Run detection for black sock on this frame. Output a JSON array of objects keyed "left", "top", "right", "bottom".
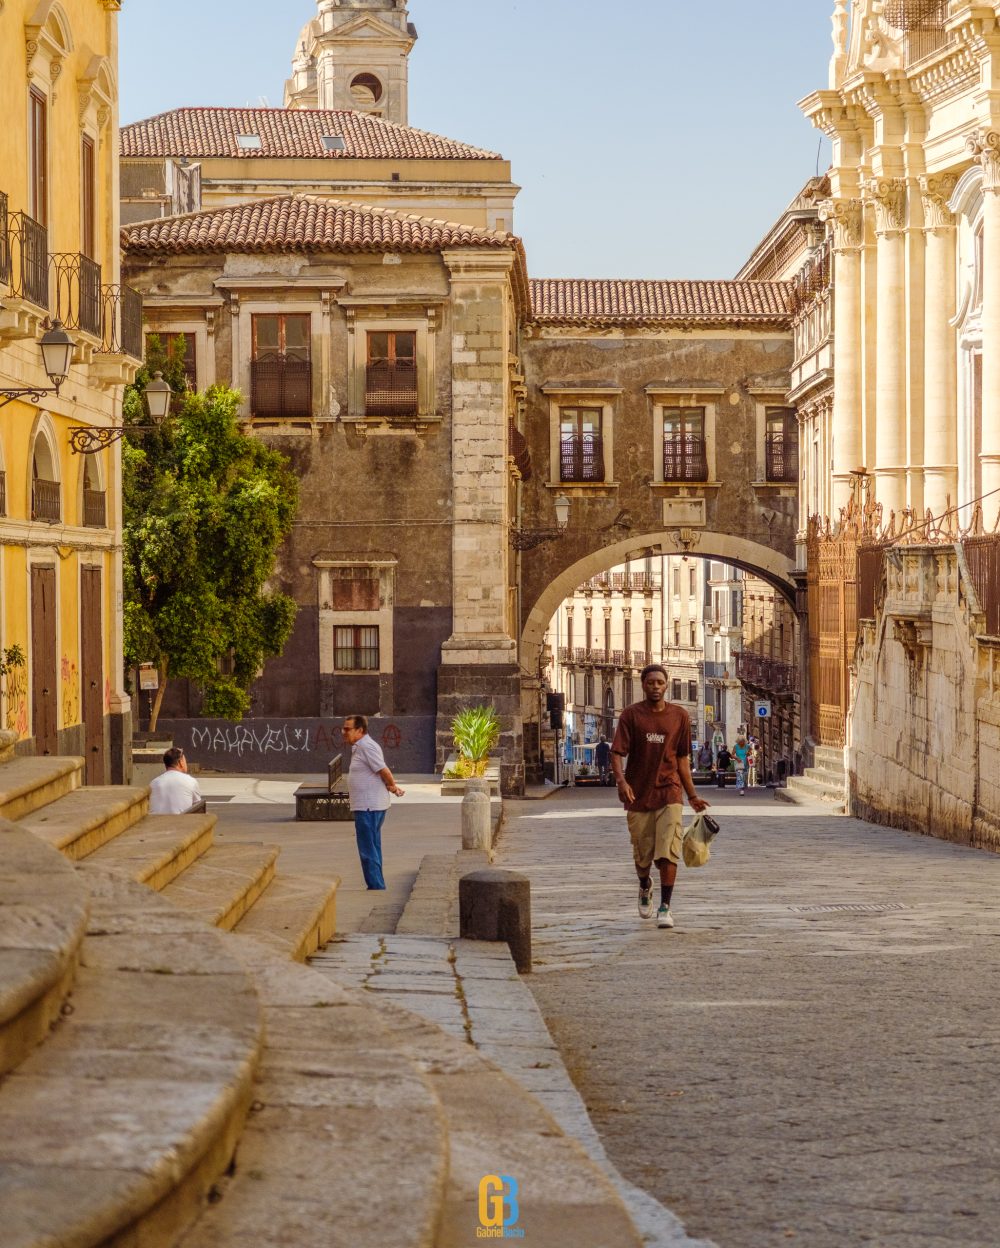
[
  {"left": 661, "top": 883, "right": 674, "bottom": 908},
  {"left": 639, "top": 876, "right": 652, "bottom": 891}
]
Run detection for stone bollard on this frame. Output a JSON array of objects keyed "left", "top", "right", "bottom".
[
  {"left": 461, "top": 778, "right": 492, "bottom": 852},
  {"left": 459, "top": 868, "right": 531, "bottom": 972}
]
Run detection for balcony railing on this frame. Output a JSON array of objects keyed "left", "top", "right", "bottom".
[
  {"left": 365, "top": 359, "right": 418, "bottom": 418},
  {"left": 0, "top": 470, "right": 6, "bottom": 517},
  {"left": 733, "top": 651, "right": 798, "bottom": 694},
  {"left": 251, "top": 354, "right": 312, "bottom": 420},
  {"left": 51, "top": 252, "right": 102, "bottom": 338},
  {"left": 663, "top": 435, "right": 708, "bottom": 482},
  {"left": 99, "top": 284, "right": 144, "bottom": 360},
  {"left": 0, "top": 192, "right": 9, "bottom": 287},
  {"left": 7, "top": 211, "right": 48, "bottom": 310},
  {"left": 765, "top": 433, "right": 798, "bottom": 483},
  {"left": 584, "top": 571, "right": 658, "bottom": 592},
  {"left": 560, "top": 433, "right": 604, "bottom": 483},
  {"left": 83, "top": 489, "right": 106, "bottom": 528},
  {"left": 31, "top": 478, "right": 60, "bottom": 523}
]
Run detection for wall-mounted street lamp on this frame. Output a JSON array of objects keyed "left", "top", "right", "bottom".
[
  {"left": 510, "top": 492, "right": 572, "bottom": 551},
  {"left": 69, "top": 371, "right": 173, "bottom": 455},
  {"left": 0, "top": 321, "right": 75, "bottom": 409}
]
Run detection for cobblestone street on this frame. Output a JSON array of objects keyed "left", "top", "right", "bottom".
[{"left": 497, "top": 785, "right": 1000, "bottom": 1248}]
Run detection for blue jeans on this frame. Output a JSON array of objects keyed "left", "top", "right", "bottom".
[{"left": 353, "top": 809, "right": 387, "bottom": 889}]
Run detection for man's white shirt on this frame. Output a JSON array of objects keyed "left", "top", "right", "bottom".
[{"left": 149, "top": 768, "right": 203, "bottom": 815}]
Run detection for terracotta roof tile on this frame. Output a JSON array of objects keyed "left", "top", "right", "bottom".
[
  {"left": 122, "top": 194, "right": 518, "bottom": 256},
  {"left": 121, "top": 107, "right": 501, "bottom": 162},
  {"left": 530, "top": 278, "right": 794, "bottom": 327}
]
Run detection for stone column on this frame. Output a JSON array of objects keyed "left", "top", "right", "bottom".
[
  {"left": 821, "top": 197, "right": 864, "bottom": 514},
  {"left": 438, "top": 249, "right": 523, "bottom": 793},
  {"left": 869, "top": 178, "right": 908, "bottom": 518},
  {"left": 919, "top": 174, "right": 958, "bottom": 517},
  {"left": 968, "top": 131, "right": 1000, "bottom": 510}
]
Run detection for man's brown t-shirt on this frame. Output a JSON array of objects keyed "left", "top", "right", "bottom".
[{"left": 612, "top": 701, "right": 692, "bottom": 811}]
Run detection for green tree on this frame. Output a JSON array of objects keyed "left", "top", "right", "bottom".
[{"left": 124, "top": 336, "right": 298, "bottom": 731}]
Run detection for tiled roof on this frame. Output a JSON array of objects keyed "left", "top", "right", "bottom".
[
  {"left": 121, "top": 107, "right": 501, "bottom": 162},
  {"left": 122, "top": 194, "right": 518, "bottom": 256},
  {"left": 529, "top": 279, "right": 794, "bottom": 327}
]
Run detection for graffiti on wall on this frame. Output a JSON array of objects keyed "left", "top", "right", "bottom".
[{"left": 188, "top": 720, "right": 407, "bottom": 758}]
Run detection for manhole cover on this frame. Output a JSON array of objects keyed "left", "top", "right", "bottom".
[{"left": 789, "top": 903, "right": 908, "bottom": 914}]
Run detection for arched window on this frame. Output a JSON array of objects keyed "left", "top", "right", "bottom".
[
  {"left": 31, "top": 431, "right": 60, "bottom": 523},
  {"left": 82, "top": 456, "right": 106, "bottom": 527},
  {"left": 350, "top": 73, "right": 384, "bottom": 108}
]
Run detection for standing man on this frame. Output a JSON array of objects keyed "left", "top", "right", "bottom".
[
  {"left": 149, "top": 747, "right": 203, "bottom": 815},
  {"left": 341, "top": 715, "right": 405, "bottom": 891},
  {"left": 612, "top": 665, "right": 710, "bottom": 930},
  {"left": 595, "top": 736, "right": 612, "bottom": 785}
]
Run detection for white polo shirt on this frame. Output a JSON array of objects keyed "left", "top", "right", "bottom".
[
  {"left": 348, "top": 734, "right": 391, "bottom": 812},
  {"left": 149, "top": 768, "right": 203, "bottom": 815}
]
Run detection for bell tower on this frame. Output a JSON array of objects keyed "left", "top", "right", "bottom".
[{"left": 285, "top": 0, "right": 418, "bottom": 126}]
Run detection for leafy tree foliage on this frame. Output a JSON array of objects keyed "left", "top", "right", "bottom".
[{"left": 124, "top": 337, "right": 298, "bottom": 729}]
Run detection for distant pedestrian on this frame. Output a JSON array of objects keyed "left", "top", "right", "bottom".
[
  {"left": 596, "top": 737, "right": 612, "bottom": 785},
  {"left": 746, "top": 744, "right": 758, "bottom": 788},
  {"left": 711, "top": 724, "right": 726, "bottom": 764},
  {"left": 716, "top": 745, "right": 732, "bottom": 788},
  {"left": 611, "top": 665, "right": 710, "bottom": 930},
  {"left": 149, "top": 747, "right": 204, "bottom": 815},
  {"left": 733, "top": 736, "right": 749, "bottom": 794},
  {"left": 341, "top": 715, "right": 405, "bottom": 891},
  {"left": 697, "top": 742, "right": 713, "bottom": 772}
]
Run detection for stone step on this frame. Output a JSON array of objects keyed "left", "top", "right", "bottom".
[
  {"left": 19, "top": 786, "right": 149, "bottom": 860},
  {"left": 804, "top": 763, "right": 847, "bottom": 787},
  {"left": 813, "top": 744, "right": 846, "bottom": 769},
  {"left": 160, "top": 843, "right": 279, "bottom": 931},
  {"left": 0, "top": 866, "right": 262, "bottom": 1248},
  {"left": 784, "top": 773, "right": 847, "bottom": 805},
  {"left": 0, "top": 821, "right": 89, "bottom": 1078},
  {"left": 84, "top": 812, "right": 217, "bottom": 890},
  {"left": 175, "top": 941, "right": 447, "bottom": 1248},
  {"left": 376, "top": 1000, "right": 645, "bottom": 1248},
  {"left": 0, "top": 756, "right": 83, "bottom": 823},
  {"left": 232, "top": 871, "right": 339, "bottom": 961}
]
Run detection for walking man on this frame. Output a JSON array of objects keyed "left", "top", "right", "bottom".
[
  {"left": 341, "top": 715, "right": 405, "bottom": 891},
  {"left": 596, "top": 736, "right": 612, "bottom": 785},
  {"left": 612, "top": 665, "right": 710, "bottom": 929},
  {"left": 149, "top": 747, "right": 203, "bottom": 815}
]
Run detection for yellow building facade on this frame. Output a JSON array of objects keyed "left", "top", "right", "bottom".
[{"left": 0, "top": 0, "right": 139, "bottom": 781}]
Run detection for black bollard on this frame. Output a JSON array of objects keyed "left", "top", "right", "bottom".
[{"left": 459, "top": 868, "right": 532, "bottom": 973}]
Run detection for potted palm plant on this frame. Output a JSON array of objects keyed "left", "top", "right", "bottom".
[{"left": 441, "top": 705, "right": 502, "bottom": 795}]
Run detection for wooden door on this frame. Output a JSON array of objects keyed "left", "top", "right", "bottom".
[
  {"left": 81, "top": 566, "right": 105, "bottom": 784},
  {"left": 30, "top": 566, "right": 58, "bottom": 757}
]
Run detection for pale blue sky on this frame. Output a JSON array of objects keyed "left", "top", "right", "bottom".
[{"left": 120, "top": 0, "right": 833, "bottom": 280}]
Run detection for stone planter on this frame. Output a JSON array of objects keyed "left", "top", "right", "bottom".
[{"left": 439, "top": 753, "right": 501, "bottom": 797}]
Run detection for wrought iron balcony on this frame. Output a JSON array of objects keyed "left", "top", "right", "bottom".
[
  {"left": 508, "top": 420, "right": 532, "bottom": 480},
  {"left": 560, "top": 433, "right": 604, "bottom": 483},
  {"left": 99, "top": 284, "right": 144, "bottom": 360},
  {"left": 31, "top": 478, "right": 60, "bottom": 523},
  {"left": 765, "top": 432, "right": 799, "bottom": 483},
  {"left": 252, "top": 354, "right": 312, "bottom": 420},
  {"left": 83, "top": 488, "right": 106, "bottom": 528},
  {"left": 6, "top": 210, "right": 49, "bottom": 310},
  {"left": 51, "top": 253, "right": 102, "bottom": 338},
  {"left": 663, "top": 435, "right": 708, "bottom": 482},
  {"left": 734, "top": 651, "right": 798, "bottom": 694},
  {"left": 365, "top": 359, "right": 418, "bottom": 418}
]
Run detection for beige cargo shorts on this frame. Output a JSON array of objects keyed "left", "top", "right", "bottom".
[{"left": 626, "top": 804, "right": 684, "bottom": 870}]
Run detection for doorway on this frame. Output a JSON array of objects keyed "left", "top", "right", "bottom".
[
  {"left": 81, "top": 566, "right": 105, "bottom": 784},
  {"left": 30, "top": 565, "right": 58, "bottom": 757}
]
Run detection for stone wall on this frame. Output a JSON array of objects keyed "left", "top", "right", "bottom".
[{"left": 850, "top": 544, "right": 1000, "bottom": 850}]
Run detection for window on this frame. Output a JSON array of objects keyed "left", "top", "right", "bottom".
[
  {"left": 237, "top": 134, "right": 262, "bottom": 150},
  {"left": 688, "top": 680, "right": 698, "bottom": 702},
  {"left": 334, "top": 626, "right": 380, "bottom": 672},
  {"left": 673, "top": 621, "right": 680, "bottom": 646},
  {"left": 672, "top": 567, "right": 680, "bottom": 596},
  {"left": 766, "top": 407, "right": 798, "bottom": 482},
  {"left": 566, "top": 612, "right": 574, "bottom": 652},
  {"left": 623, "top": 677, "right": 634, "bottom": 706},
  {"left": 366, "top": 330, "right": 417, "bottom": 417},
  {"left": 663, "top": 407, "right": 707, "bottom": 481},
  {"left": 689, "top": 566, "right": 697, "bottom": 597},
  {"left": 584, "top": 672, "right": 595, "bottom": 706},
  {"left": 351, "top": 73, "right": 384, "bottom": 107},
  {"left": 584, "top": 614, "right": 592, "bottom": 651},
  {"left": 81, "top": 136, "right": 96, "bottom": 259},
  {"left": 321, "top": 134, "right": 346, "bottom": 152},
  {"left": 559, "top": 407, "right": 605, "bottom": 483},
  {"left": 29, "top": 89, "right": 48, "bottom": 226},
  {"left": 690, "top": 623, "right": 697, "bottom": 647},
  {"left": 251, "top": 314, "right": 311, "bottom": 419},
  {"left": 148, "top": 332, "right": 198, "bottom": 391},
  {"left": 623, "top": 616, "right": 631, "bottom": 655},
  {"left": 672, "top": 678, "right": 682, "bottom": 700}
]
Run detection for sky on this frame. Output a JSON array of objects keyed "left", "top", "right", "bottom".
[{"left": 119, "top": 0, "right": 833, "bottom": 281}]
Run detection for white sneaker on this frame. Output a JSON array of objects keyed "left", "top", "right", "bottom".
[
  {"left": 657, "top": 905, "right": 675, "bottom": 929},
  {"left": 638, "top": 880, "right": 654, "bottom": 919}
]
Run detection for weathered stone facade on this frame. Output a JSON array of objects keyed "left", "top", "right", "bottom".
[{"left": 852, "top": 543, "right": 1000, "bottom": 849}]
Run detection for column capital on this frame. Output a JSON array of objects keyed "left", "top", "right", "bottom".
[
  {"left": 865, "top": 177, "right": 907, "bottom": 236},
  {"left": 967, "top": 129, "right": 1000, "bottom": 192},
  {"left": 918, "top": 174, "right": 958, "bottom": 231},
  {"left": 819, "top": 196, "right": 863, "bottom": 251}
]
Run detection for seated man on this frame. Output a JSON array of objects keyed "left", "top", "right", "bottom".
[{"left": 149, "top": 747, "right": 203, "bottom": 815}]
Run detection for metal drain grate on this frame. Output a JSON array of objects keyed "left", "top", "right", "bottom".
[{"left": 789, "top": 903, "right": 908, "bottom": 914}]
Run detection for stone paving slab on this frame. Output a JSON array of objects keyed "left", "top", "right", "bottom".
[{"left": 495, "top": 783, "right": 1000, "bottom": 1248}]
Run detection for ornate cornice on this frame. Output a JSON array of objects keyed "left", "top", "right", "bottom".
[
  {"left": 819, "top": 197, "right": 863, "bottom": 251},
  {"left": 967, "top": 130, "right": 1000, "bottom": 193},
  {"left": 866, "top": 177, "right": 907, "bottom": 235},
  {"left": 918, "top": 173, "right": 958, "bottom": 229}
]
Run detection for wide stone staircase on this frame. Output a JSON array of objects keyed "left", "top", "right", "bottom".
[
  {"left": 779, "top": 743, "right": 847, "bottom": 809},
  {"left": 0, "top": 753, "right": 645, "bottom": 1247}
]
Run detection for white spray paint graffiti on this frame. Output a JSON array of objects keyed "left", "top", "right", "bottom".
[{"left": 190, "top": 723, "right": 311, "bottom": 758}]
